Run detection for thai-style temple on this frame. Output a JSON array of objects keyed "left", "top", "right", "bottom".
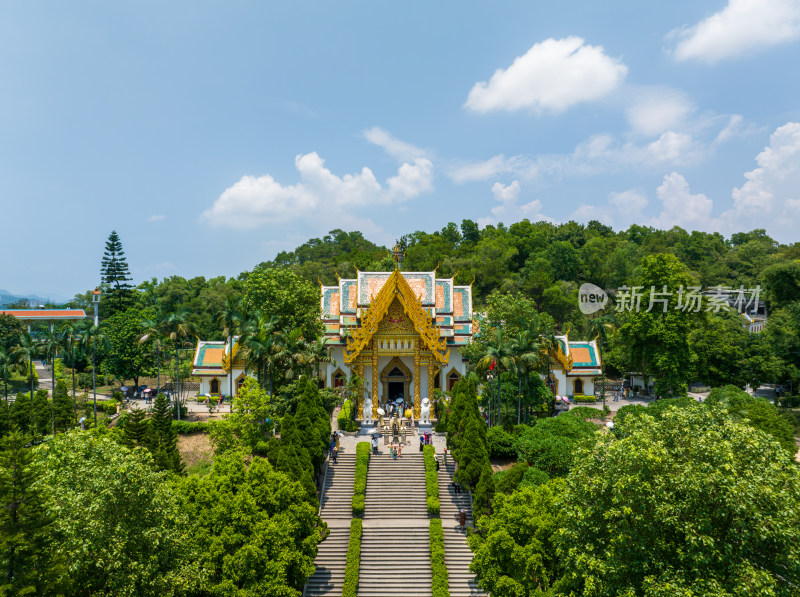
[
  {"left": 547, "top": 333, "right": 602, "bottom": 397},
  {"left": 320, "top": 267, "right": 473, "bottom": 418},
  {"left": 191, "top": 263, "right": 602, "bottom": 405}
]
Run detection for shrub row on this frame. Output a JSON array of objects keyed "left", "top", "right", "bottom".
[
  {"left": 573, "top": 394, "right": 597, "bottom": 403},
  {"left": 429, "top": 519, "right": 450, "bottom": 597},
  {"left": 342, "top": 518, "right": 363, "bottom": 597},
  {"left": 352, "top": 441, "right": 370, "bottom": 517},
  {"left": 423, "top": 444, "right": 440, "bottom": 515},
  {"left": 337, "top": 399, "right": 358, "bottom": 432},
  {"left": 173, "top": 420, "right": 214, "bottom": 434}
]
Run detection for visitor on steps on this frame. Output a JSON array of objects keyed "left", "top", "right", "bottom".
[
  {"left": 332, "top": 448, "right": 338, "bottom": 464},
  {"left": 391, "top": 446, "right": 397, "bottom": 460},
  {"left": 459, "top": 509, "right": 467, "bottom": 531},
  {"left": 435, "top": 458, "right": 440, "bottom": 472},
  {"left": 372, "top": 435, "right": 379, "bottom": 455},
  {"left": 397, "top": 442, "right": 403, "bottom": 457},
  {"left": 419, "top": 435, "right": 424, "bottom": 452}
]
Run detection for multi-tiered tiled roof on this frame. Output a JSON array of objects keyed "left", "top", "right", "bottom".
[{"left": 320, "top": 270, "right": 473, "bottom": 347}]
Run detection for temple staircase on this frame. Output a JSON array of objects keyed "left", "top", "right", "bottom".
[
  {"left": 304, "top": 454, "right": 356, "bottom": 596},
  {"left": 438, "top": 455, "right": 485, "bottom": 597},
  {"left": 364, "top": 451, "right": 428, "bottom": 519},
  {"left": 319, "top": 453, "right": 356, "bottom": 519}
]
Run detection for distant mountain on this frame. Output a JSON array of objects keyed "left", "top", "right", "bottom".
[{"left": 0, "top": 288, "right": 70, "bottom": 307}]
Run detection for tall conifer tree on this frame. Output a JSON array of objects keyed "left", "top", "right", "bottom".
[{"left": 100, "top": 230, "right": 133, "bottom": 314}]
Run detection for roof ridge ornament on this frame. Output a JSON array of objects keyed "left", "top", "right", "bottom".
[{"left": 391, "top": 241, "right": 405, "bottom": 270}]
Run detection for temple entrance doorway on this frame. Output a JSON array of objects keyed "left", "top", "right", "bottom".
[
  {"left": 380, "top": 357, "right": 413, "bottom": 413},
  {"left": 388, "top": 379, "right": 404, "bottom": 402}
]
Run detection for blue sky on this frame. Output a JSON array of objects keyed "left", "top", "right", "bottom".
[{"left": 2, "top": 0, "right": 800, "bottom": 299}]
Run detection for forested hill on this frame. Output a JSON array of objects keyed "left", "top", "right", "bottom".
[{"left": 255, "top": 220, "right": 797, "bottom": 310}]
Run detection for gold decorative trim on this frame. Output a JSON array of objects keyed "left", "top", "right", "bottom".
[{"left": 344, "top": 270, "right": 449, "bottom": 365}]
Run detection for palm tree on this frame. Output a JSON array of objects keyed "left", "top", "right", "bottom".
[
  {"left": 587, "top": 315, "right": 616, "bottom": 408},
  {"left": 305, "top": 335, "right": 334, "bottom": 386},
  {"left": 276, "top": 326, "right": 309, "bottom": 381},
  {"left": 39, "top": 326, "right": 61, "bottom": 432},
  {"left": 240, "top": 311, "right": 281, "bottom": 395},
  {"left": 59, "top": 322, "right": 80, "bottom": 416},
  {"left": 0, "top": 347, "right": 15, "bottom": 403},
  {"left": 139, "top": 312, "right": 168, "bottom": 393},
  {"left": 12, "top": 332, "right": 38, "bottom": 426},
  {"left": 80, "top": 321, "right": 110, "bottom": 428},
  {"left": 477, "top": 328, "right": 514, "bottom": 426},
  {"left": 160, "top": 310, "right": 197, "bottom": 421},
  {"left": 217, "top": 296, "right": 242, "bottom": 400}
]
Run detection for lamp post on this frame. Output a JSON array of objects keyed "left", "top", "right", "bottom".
[
  {"left": 487, "top": 373, "right": 494, "bottom": 426},
  {"left": 91, "top": 288, "right": 101, "bottom": 428},
  {"left": 91, "top": 287, "right": 101, "bottom": 326}
]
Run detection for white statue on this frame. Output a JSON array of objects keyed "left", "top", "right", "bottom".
[
  {"left": 363, "top": 395, "right": 373, "bottom": 423},
  {"left": 420, "top": 397, "right": 431, "bottom": 425}
]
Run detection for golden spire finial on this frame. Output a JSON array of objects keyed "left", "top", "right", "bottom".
[{"left": 391, "top": 241, "right": 405, "bottom": 269}]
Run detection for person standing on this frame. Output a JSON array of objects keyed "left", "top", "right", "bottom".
[
  {"left": 372, "top": 435, "right": 379, "bottom": 455},
  {"left": 332, "top": 448, "right": 338, "bottom": 464},
  {"left": 459, "top": 509, "right": 467, "bottom": 531},
  {"left": 397, "top": 442, "right": 403, "bottom": 458},
  {"left": 419, "top": 434, "right": 424, "bottom": 452}
]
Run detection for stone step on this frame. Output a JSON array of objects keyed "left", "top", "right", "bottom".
[
  {"left": 442, "top": 527, "right": 486, "bottom": 597},
  {"left": 358, "top": 527, "right": 432, "bottom": 597},
  {"left": 304, "top": 528, "right": 352, "bottom": 596}
]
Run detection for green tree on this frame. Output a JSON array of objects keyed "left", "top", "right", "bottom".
[
  {"left": 614, "top": 253, "right": 698, "bottom": 396},
  {"left": 0, "top": 315, "right": 24, "bottom": 353},
  {"left": 211, "top": 377, "right": 276, "bottom": 455},
  {"left": 11, "top": 332, "right": 38, "bottom": 411},
  {"left": 472, "top": 465, "right": 495, "bottom": 521},
  {"left": 100, "top": 230, "right": 134, "bottom": 315},
  {"left": 0, "top": 348, "right": 14, "bottom": 403},
  {"left": 179, "top": 450, "right": 324, "bottom": 596},
  {"left": 147, "top": 393, "right": 183, "bottom": 474},
  {"left": 557, "top": 406, "right": 800, "bottom": 596},
  {"left": 469, "top": 479, "right": 565, "bottom": 597},
  {"left": 514, "top": 415, "right": 596, "bottom": 477},
  {"left": 104, "top": 307, "right": 156, "bottom": 391},
  {"left": 0, "top": 431, "right": 65, "bottom": 595},
  {"left": 33, "top": 431, "right": 202, "bottom": 595},
  {"left": 122, "top": 407, "right": 150, "bottom": 448},
  {"left": 52, "top": 379, "right": 75, "bottom": 432},
  {"left": 454, "top": 412, "right": 491, "bottom": 490},
  {"left": 242, "top": 266, "right": 323, "bottom": 342},
  {"left": 216, "top": 295, "right": 242, "bottom": 399}
]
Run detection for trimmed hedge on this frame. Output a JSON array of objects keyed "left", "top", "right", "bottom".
[
  {"left": 337, "top": 399, "right": 359, "bottom": 432},
  {"left": 352, "top": 441, "right": 370, "bottom": 517},
  {"left": 173, "top": 420, "right": 214, "bottom": 434},
  {"left": 424, "top": 444, "right": 440, "bottom": 516},
  {"left": 429, "top": 519, "right": 450, "bottom": 597},
  {"left": 573, "top": 394, "right": 597, "bottom": 403},
  {"left": 342, "top": 518, "right": 363, "bottom": 597}
]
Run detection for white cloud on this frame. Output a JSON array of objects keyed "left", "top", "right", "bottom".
[
  {"left": 363, "top": 127, "right": 430, "bottom": 161},
  {"left": 651, "top": 172, "right": 718, "bottom": 230},
  {"left": 203, "top": 149, "right": 434, "bottom": 229},
  {"left": 671, "top": 0, "right": 800, "bottom": 63},
  {"left": 609, "top": 189, "right": 648, "bottom": 215},
  {"left": 464, "top": 37, "right": 627, "bottom": 113},
  {"left": 627, "top": 88, "right": 693, "bottom": 136},
  {"left": 449, "top": 155, "right": 535, "bottom": 183},
  {"left": 478, "top": 180, "right": 554, "bottom": 226},
  {"left": 491, "top": 180, "right": 521, "bottom": 202},
  {"left": 570, "top": 204, "right": 613, "bottom": 225},
  {"left": 148, "top": 214, "right": 166, "bottom": 222},
  {"left": 724, "top": 122, "right": 800, "bottom": 225}
]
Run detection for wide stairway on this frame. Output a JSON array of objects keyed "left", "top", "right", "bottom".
[
  {"left": 364, "top": 452, "right": 428, "bottom": 518},
  {"left": 305, "top": 454, "right": 357, "bottom": 596},
  {"left": 319, "top": 453, "right": 356, "bottom": 519},
  {"left": 304, "top": 527, "right": 350, "bottom": 596},
  {"left": 358, "top": 526, "right": 432, "bottom": 597},
  {"left": 438, "top": 455, "right": 485, "bottom": 597}
]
